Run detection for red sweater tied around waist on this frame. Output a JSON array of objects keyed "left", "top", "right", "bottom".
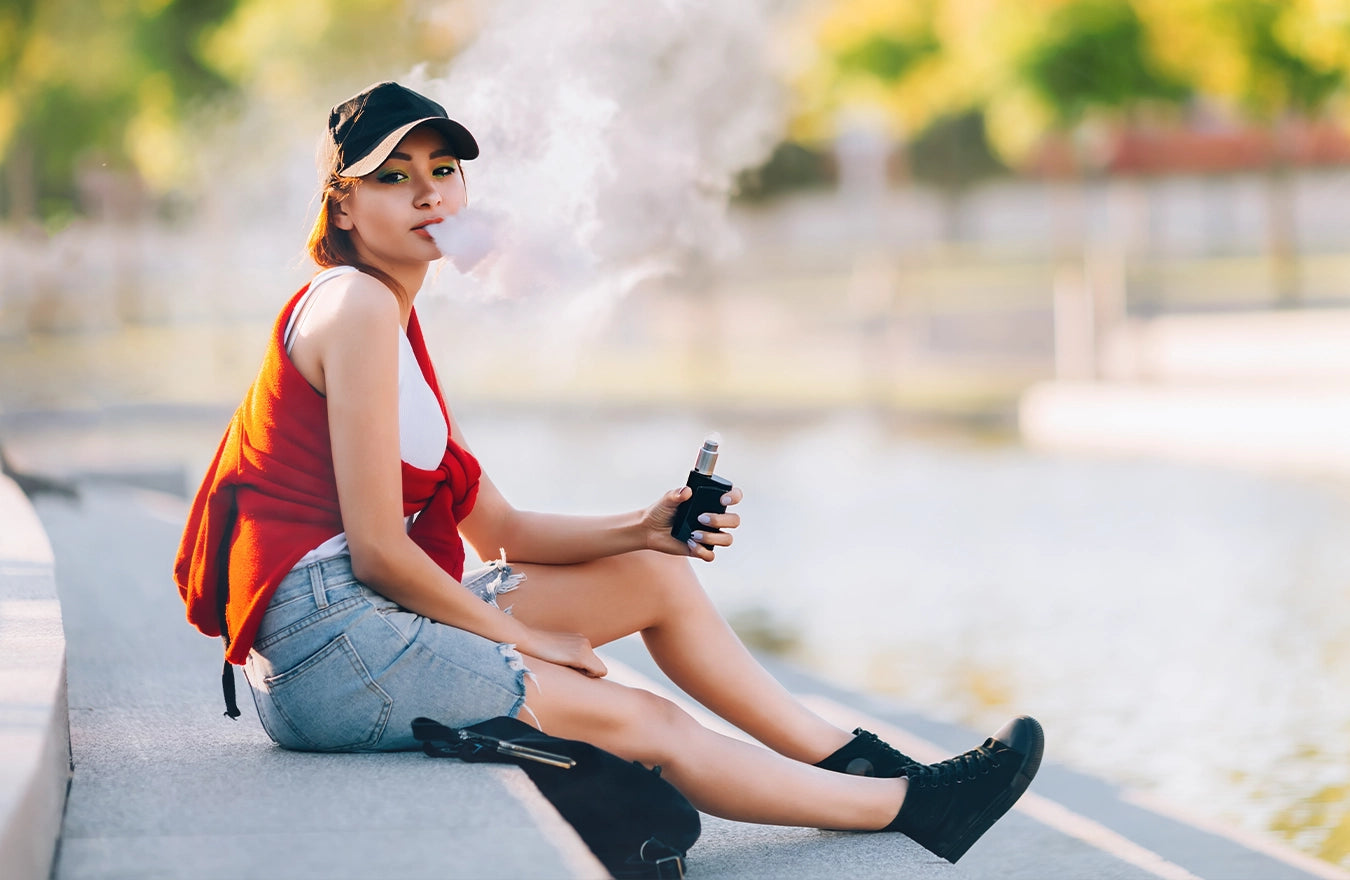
[{"left": 174, "top": 282, "right": 481, "bottom": 666}]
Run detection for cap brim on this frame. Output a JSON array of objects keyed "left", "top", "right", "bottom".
[{"left": 340, "top": 116, "right": 479, "bottom": 177}]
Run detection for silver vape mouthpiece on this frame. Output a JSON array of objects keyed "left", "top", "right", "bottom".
[{"left": 693, "top": 432, "right": 721, "bottom": 475}]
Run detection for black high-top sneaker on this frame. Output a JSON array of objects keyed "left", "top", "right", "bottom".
[
  {"left": 815, "top": 728, "right": 920, "bottom": 777},
  {"left": 885, "top": 715, "right": 1044, "bottom": 863}
]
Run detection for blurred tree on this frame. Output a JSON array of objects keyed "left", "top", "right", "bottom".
[
  {"left": 0, "top": 0, "right": 472, "bottom": 228},
  {"left": 996, "top": 0, "right": 1189, "bottom": 268},
  {"left": 0, "top": 0, "right": 42, "bottom": 221},
  {"left": 734, "top": 140, "right": 835, "bottom": 202},
  {"left": 785, "top": 0, "right": 996, "bottom": 235},
  {"left": 793, "top": 0, "right": 1350, "bottom": 302},
  {"left": 1144, "top": 0, "right": 1347, "bottom": 304},
  {"left": 789, "top": 0, "right": 952, "bottom": 143},
  {"left": 1015, "top": 0, "right": 1188, "bottom": 133},
  {"left": 1145, "top": 0, "right": 1344, "bottom": 118},
  {"left": 906, "top": 110, "right": 1007, "bottom": 241},
  {"left": 0, "top": 0, "right": 240, "bottom": 226},
  {"left": 200, "top": 0, "right": 468, "bottom": 100},
  {"left": 793, "top": 0, "right": 1189, "bottom": 172}
]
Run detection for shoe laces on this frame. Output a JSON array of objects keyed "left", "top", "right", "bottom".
[
  {"left": 905, "top": 739, "right": 1003, "bottom": 789},
  {"left": 844, "top": 728, "right": 921, "bottom": 776},
  {"left": 855, "top": 729, "right": 914, "bottom": 764}
]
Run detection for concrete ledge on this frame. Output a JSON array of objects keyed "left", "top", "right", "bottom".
[{"left": 0, "top": 473, "right": 70, "bottom": 880}]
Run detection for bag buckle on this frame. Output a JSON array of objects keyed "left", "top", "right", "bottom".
[
  {"left": 638, "top": 839, "right": 686, "bottom": 879},
  {"left": 459, "top": 731, "right": 577, "bottom": 769}
]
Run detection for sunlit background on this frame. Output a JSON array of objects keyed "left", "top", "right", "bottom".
[{"left": 4, "top": 0, "right": 1350, "bottom": 869}]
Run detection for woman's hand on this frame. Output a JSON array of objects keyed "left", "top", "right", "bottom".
[
  {"left": 641, "top": 485, "right": 744, "bottom": 561},
  {"left": 517, "top": 628, "right": 608, "bottom": 678}
]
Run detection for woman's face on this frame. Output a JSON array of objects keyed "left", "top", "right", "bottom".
[{"left": 332, "top": 124, "right": 466, "bottom": 272}]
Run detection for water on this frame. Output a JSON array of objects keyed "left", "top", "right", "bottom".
[{"left": 452, "top": 405, "right": 1350, "bottom": 868}]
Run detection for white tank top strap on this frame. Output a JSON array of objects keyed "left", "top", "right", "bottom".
[{"left": 284, "top": 265, "right": 360, "bottom": 354}]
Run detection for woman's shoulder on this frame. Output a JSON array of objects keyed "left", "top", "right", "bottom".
[{"left": 309, "top": 267, "right": 399, "bottom": 326}]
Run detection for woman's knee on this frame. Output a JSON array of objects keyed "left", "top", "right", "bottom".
[
  {"left": 632, "top": 688, "right": 690, "bottom": 731},
  {"left": 577, "top": 679, "right": 691, "bottom": 738},
  {"left": 524, "top": 670, "right": 694, "bottom": 763},
  {"left": 606, "top": 689, "right": 694, "bottom": 765}
]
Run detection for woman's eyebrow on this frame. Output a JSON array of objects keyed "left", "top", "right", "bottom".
[{"left": 384, "top": 149, "right": 457, "bottom": 161}]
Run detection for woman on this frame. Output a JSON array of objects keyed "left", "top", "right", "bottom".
[{"left": 174, "top": 80, "right": 1042, "bottom": 863}]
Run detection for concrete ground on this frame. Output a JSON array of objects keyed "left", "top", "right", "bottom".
[
  {"left": 33, "top": 484, "right": 598, "bottom": 880},
  {"left": 25, "top": 477, "right": 1349, "bottom": 880}
]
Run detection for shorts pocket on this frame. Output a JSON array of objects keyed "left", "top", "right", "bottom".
[{"left": 264, "top": 634, "right": 393, "bottom": 751}]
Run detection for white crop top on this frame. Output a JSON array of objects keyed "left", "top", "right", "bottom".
[{"left": 285, "top": 266, "right": 449, "bottom": 564}]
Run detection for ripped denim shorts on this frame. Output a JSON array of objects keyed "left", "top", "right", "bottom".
[{"left": 244, "top": 554, "right": 530, "bottom": 752}]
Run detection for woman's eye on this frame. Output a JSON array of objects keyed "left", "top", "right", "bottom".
[
  {"left": 376, "top": 170, "right": 408, "bottom": 184},
  {"left": 433, "top": 164, "right": 458, "bottom": 177}
]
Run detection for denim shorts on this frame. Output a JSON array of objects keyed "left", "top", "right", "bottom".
[{"left": 243, "top": 554, "right": 529, "bottom": 752}]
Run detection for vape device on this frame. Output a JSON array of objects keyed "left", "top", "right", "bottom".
[{"left": 671, "top": 433, "right": 734, "bottom": 547}]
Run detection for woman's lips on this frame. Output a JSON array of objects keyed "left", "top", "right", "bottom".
[{"left": 413, "top": 218, "right": 443, "bottom": 239}]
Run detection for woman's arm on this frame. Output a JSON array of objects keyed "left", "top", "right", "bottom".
[
  {"left": 300, "top": 274, "right": 605, "bottom": 676},
  {"left": 453, "top": 419, "right": 743, "bottom": 566}
]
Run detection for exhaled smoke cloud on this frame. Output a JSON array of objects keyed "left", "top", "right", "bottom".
[{"left": 416, "top": 0, "right": 791, "bottom": 328}]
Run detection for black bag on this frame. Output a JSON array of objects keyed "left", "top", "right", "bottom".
[{"left": 412, "top": 716, "right": 700, "bottom": 879}]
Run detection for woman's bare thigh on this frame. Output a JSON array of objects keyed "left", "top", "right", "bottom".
[{"left": 503, "top": 551, "right": 694, "bottom": 648}]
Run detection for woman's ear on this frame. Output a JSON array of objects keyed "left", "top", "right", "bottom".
[{"left": 330, "top": 194, "right": 355, "bottom": 231}]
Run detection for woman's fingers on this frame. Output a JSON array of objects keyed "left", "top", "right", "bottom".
[
  {"left": 689, "top": 528, "right": 732, "bottom": 548},
  {"left": 575, "top": 650, "right": 608, "bottom": 678},
  {"left": 521, "top": 629, "right": 608, "bottom": 678},
  {"left": 696, "top": 511, "right": 740, "bottom": 531},
  {"left": 686, "top": 539, "right": 715, "bottom": 561}
]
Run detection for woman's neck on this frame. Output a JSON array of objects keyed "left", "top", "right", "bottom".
[
  {"left": 389, "top": 263, "right": 428, "bottom": 314},
  {"left": 384, "top": 266, "right": 420, "bottom": 329},
  {"left": 349, "top": 254, "right": 427, "bottom": 328}
]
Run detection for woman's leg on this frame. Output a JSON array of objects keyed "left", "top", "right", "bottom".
[
  {"left": 506, "top": 551, "right": 853, "bottom": 762},
  {"left": 520, "top": 657, "right": 905, "bottom": 829}
]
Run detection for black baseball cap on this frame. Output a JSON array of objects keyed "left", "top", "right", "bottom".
[{"left": 324, "top": 81, "right": 479, "bottom": 178}]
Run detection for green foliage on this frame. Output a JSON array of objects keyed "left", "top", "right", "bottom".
[
  {"left": 836, "top": 30, "right": 940, "bottom": 83},
  {"left": 1018, "top": 0, "right": 1189, "bottom": 125},
  {"left": 1218, "top": 0, "right": 1343, "bottom": 116},
  {"left": 0, "top": 0, "right": 463, "bottom": 225},
  {"left": 132, "top": 0, "right": 239, "bottom": 104},
  {"left": 0, "top": 0, "right": 241, "bottom": 224},
  {"left": 23, "top": 81, "right": 132, "bottom": 218},
  {"left": 735, "top": 141, "right": 835, "bottom": 202},
  {"left": 906, "top": 111, "right": 1007, "bottom": 191},
  {"left": 9, "top": 0, "right": 1350, "bottom": 222},
  {"left": 799, "top": 0, "right": 1350, "bottom": 170}
]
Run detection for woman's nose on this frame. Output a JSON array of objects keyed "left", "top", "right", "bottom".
[{"left": 414, "top": 177, "right": 442, "bottom": 208}]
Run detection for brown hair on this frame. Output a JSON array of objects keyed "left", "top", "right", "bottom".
[{"left": 305, "top": 174, "right": 407, "bottom": 301}]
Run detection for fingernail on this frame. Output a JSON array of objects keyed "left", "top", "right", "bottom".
[
  {"left": 697, "top": 513, "right": 711, "bottom": 525},
  {"left": 687, "top": 539, "right": 699, "bottom": 553},
  {"left": 720, "top": 495, "right": 731, "bottom": 505},
  {"left": 690, "top": 530, "right": 705, "bottom": 542}
]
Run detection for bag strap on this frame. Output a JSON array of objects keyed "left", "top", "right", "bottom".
[
  {"left": 214, "top": 489, "right": 241, "bottom": 719},
  {"left": 411, "top": 717, "right": 575, "bottom": 768}
]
